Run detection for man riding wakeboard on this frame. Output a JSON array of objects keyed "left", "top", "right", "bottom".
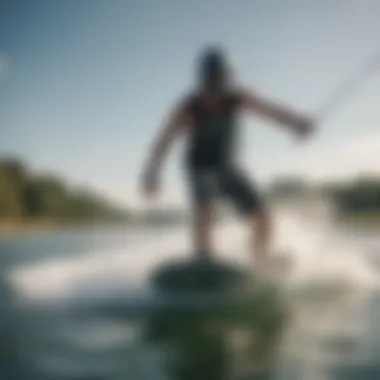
[{"left": 140, "top": 45, "right": 315, "bottom": 273}]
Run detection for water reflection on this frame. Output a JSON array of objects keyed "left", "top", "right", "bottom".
[
  {"left": 18, "top": 279, "right": 379, "bottom": 380},
  {"left": 1, "top": 207, "right": 380, "bottom": 380}
]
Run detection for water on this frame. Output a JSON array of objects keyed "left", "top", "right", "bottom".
[{"left": 1, "top": 204, "right": 380, "bottom": 380}]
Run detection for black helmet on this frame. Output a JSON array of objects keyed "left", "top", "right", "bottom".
[{"left": 198, "top": 45, "right": 229, "bottom": 91}]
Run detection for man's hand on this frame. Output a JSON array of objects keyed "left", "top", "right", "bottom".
[{"left": 295, "top": 117, "right": 316, "bottom": 141}]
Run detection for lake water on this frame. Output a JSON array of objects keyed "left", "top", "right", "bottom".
[{"left": 1, "top": 206, "right": 380, "bottom": 380}]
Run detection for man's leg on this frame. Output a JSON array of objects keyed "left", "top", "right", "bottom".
[
  {"left": 192, "top": 203, "right": 214, "bottom": 259},
  {"left": 188, "top": 169, "right": 218, "bottom": 258},
  {"left": 248, "top": 207, "right": 272, "bottom": 265},
  {"left": 219, "top": 167, "right": 272, "bottom": 263}
]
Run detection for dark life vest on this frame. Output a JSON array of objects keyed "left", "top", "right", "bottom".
[{"left": 184, "top": 91, "right": 241, "bottom": 169}]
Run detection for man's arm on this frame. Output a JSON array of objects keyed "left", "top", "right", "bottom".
[
  {"left": 144, "top": 98, "right": 190, "bottom": 174},
  {"left": 238, "top": 88, "right": 312, "bottom": 134}
]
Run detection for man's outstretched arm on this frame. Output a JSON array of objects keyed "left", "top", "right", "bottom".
[
  {"left": 144, "top": 99, "right": 190, "bottom": 171},
  {"left": 238, "top": 88, "right": 313, "bottom": 135},
  {"left": 141, "top": 99, "right": 190, "bottom": 197}
]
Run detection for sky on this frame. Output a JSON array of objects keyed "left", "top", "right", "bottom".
[{"left": 1, "top": 0, "right": 380, "bottom": 208}]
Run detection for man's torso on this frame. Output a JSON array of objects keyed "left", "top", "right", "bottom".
[{"left": 184, "top": 89, "right": 241, "bottom": 169}]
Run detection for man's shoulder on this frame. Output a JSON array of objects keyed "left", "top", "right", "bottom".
[
  {"left": 167, "top": 90, "right": 198, "bottom": 116},
  {"left": 228, "top": 86, "right": 254, "bottom": 100},
  {"left": 178, "top": 90, "right": 202, "bottom": 112},
  {"left": 221, "top": 87, "right": 246, "bottom": 108}
]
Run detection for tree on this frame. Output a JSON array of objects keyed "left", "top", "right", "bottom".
[{"left": 0, "top": 157, "right": 130, "bottom": 223}]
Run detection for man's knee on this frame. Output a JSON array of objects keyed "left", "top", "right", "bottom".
[
  {"left": 253, "top": 208, "right": 271, "bottom": 232},
  {"left": 220, "top": 168, "right": 264, "bottom": 216},
  {"left": 193, "top": 203, "right": 216, "bottom": 225}
]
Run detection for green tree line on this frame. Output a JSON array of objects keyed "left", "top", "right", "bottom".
[
  {"left": 268, "top": 175, "right": 380, "bottom": 215},
  {"left": 0, "top": 157, "right": 130, "bottom": 223},
  {"left": 324, "top": 176, "right": 380, "bottom": 214}
]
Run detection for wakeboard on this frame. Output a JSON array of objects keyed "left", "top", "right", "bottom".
[{"left": 143, "top": 257, "right": 289, "bottom": 380}]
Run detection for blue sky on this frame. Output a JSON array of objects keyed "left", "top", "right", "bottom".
[{"left": 2, "top": 0, "right": 380, "bottom": 207}]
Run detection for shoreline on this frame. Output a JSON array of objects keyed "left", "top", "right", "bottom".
[
  {"left": 0, "top": 220, "right": 131, "bottom": 239},
  {"left": 0, "top": 220, "right": 58, "bottom": 238},
  {"left": 1, "top": 211, "right": 380, "bottom": 239},
  {"left": 0, "top": 220, "right": 184, "bottom": 239}
]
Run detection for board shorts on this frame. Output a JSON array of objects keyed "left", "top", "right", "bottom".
[{"left": 187, "top": 165, "right": 265, "bottom": 216}]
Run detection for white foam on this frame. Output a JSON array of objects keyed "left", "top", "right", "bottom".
[{"left": 8, "top": 202, "right": 380, "bottom": 304}]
